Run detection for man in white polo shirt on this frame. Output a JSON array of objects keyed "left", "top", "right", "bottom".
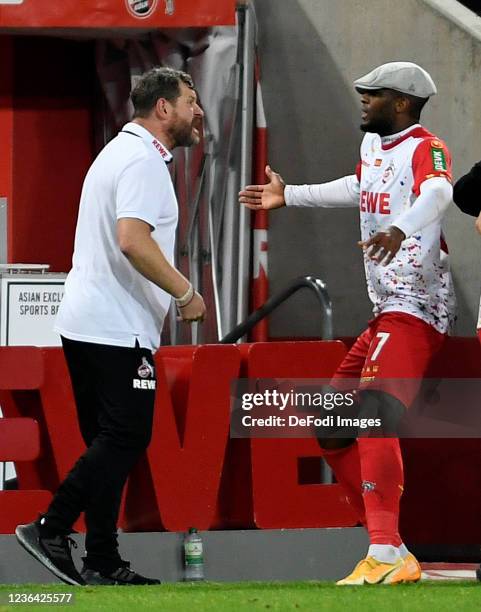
[
  {"left": 240, "top": 62, "right": 455, "bottom": 585},
  {"left": 16, "top": 67, "right": 205, "bottom": 586}
]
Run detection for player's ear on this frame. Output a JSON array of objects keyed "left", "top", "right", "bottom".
[
  {"left": 395, "top": 95, "right": 409, "bottom": 114},
  {"left": 155, "top": 97, "right": 170, "bottom": 118}
]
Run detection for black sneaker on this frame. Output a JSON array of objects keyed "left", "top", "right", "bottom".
[
  {"left": 15, "top": 522, "right": 85, "bottom": 586},
  {"left": 81, "top": 560, "right": 160, "bottom": 585}
]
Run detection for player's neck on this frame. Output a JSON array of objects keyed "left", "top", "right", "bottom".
[
  {"left": 384, "top": 119, "right": 420, "bottom": 138},
  {"left": 131, "top": 117, "right": 174, "bottom": 150},
  {"left": 381, "top": 122, "right": 421, "bottom": 143}
]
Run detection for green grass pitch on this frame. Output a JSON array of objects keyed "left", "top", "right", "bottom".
[{"left": 1, "top": 581, "right": 480, "bottom": 611}]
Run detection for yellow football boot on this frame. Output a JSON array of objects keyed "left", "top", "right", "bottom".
[
  {"left": 382, "top": 552, "right": 422, "bottom": 584},
  {"left": 337, "top": 556, "right": 404, "bottom": 585}
]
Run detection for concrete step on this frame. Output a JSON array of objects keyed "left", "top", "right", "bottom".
[{"left": 1, "top": 527, "right": 368, "bottom": 584}]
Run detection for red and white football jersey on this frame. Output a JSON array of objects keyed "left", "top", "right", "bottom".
[{"left": 356, "top": 125, "right": 455, "bottom": 334}]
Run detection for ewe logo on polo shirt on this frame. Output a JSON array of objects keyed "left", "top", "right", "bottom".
[
  {"left": 125, "top": 0, "right": 158, "bottom": 19},
  {"left": 133, "top": 357, "right": 156, "bottom": 390}
]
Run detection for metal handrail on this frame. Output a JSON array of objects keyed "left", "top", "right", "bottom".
[{"left": 220, "top": 275, "right": 333, "bottom": 343}]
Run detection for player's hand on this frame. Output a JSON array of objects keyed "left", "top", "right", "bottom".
[
  {"left": 475, "top": 211, "right": 481, "bottom": 236},
  {"left": 178, "top": 291, "right": 206, "bottom": 323},
  {"left": 359, "top": 226, "right": 406, "bottom": 266},
  {"left": 239, "top": 165, "right": 286, "bottom": 210}
]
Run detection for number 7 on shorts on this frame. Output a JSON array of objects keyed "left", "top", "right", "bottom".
[{"left": 370, "top": 332, "right": 390, "bottom": 361}]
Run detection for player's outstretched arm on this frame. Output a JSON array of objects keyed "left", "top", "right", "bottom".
[{"left": 239, "top": 165, "right": 286, "bottom": 210}]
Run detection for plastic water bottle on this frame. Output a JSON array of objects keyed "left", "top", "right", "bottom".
[{"left": 184, "top": 527, "right": 204, "bottom": 581}]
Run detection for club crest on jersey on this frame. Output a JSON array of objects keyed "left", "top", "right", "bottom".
[
  {"left": 374, "top": 159, "right": 382, "bottom": 167},
  {"left": 125, "top": 0, "right": 158, "bottom": 19},
  {"left": 431, "top": 146, "right": 447, "bottom": 172},
  {"left": 138, "top": 357, "right": 154, "bottom": 379},
  {"left": 382, "top": 161, "right": 395, "bottom": 184}
]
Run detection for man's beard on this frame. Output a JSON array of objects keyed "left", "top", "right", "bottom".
[
  {"left": 360, "top": 117, "right": 394, "bottom": 137},
  {"left": 169, "top": 117, "right": 199, "bottom": 148}
]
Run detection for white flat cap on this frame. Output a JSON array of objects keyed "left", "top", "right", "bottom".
[{"left": 354, "top": 61, "right": 437, "bottom": 98}]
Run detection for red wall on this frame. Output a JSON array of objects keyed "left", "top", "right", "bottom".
[
  {"left": 10, "top": 36, "right": 95, "bottom": 271},
  {"left": 0, "top": 36, "right": 14, "bottom": 259},
  {"left": 0, "top": 0, "right": 236, "bottom": 29}
]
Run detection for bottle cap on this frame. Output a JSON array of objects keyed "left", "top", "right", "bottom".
[{"left": 189, "top": 527, "right": 197, "bottom": 534}]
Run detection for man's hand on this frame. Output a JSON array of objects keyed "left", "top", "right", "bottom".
[
  {"left": 475, "top": 211, "right": 481, "bottom": 235},
  {"left": 359, "top": 226, "right": 406, "bottom": 266},
  {"left": 239, "top": 165, "right": 286, "bottom": 210},
  {"left": 178, "top": 291, "right": 206, "bottom": 323}
]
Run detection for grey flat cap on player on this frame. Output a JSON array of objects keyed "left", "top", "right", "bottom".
[{"left": 354, "top": 62, "right": 437, "bottom": 98}]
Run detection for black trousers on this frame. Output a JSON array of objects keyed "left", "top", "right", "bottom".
[{"left": 43, "top": 337, "right": 156, "bottom": 571}]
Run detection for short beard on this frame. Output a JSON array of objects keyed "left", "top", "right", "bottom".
[
  {"left": 169, "top": 123, "right": 195, "bottom": 148},
  {"left": 168, "top": 109, "right": 202, "bottom": 148},
  {"left": 360, "top": 118, "right": 394, "bottom": 137}
]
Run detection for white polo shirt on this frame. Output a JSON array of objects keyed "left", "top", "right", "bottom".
[{"left": 55, "top": 122, "right": 178, "bottom": 351}]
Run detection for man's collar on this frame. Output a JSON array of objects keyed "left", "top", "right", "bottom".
[
  {"left": 121, "top": 122, "right": 173, "bottom": 163},
  {"left": 380, "top": 123, "right": 421, "bottom": 146}
]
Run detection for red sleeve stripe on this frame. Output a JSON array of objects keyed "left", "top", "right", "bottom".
[{"left": 355, "top": 161, "right": 362, "bottom": 182}]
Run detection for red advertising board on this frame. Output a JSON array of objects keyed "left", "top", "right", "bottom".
[{"left": 0, "top": 0, "right": 236, "bottom": 28}]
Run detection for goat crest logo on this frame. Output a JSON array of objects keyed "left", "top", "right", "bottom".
[
  {"left": 138, "top": 357, "right": 154, "bottom": 379},
  {"left": 125, "top": 0, "right": 159, "bottom": 19}
]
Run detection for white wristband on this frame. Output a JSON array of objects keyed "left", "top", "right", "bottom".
[{"left": 175, "top": 283, "right": 194, "bottom": 308}]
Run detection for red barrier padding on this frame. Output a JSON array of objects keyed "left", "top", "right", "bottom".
[
  {"left": 0, "top": 347, "right": 43, "bottom": 389},
  {"left": 37, "top": 349, "right": 85, "bottom": 485},
  {"left": 0, "top": 490, "right": 53, "bottom": 534},
  {"left": 37, "top": 349, "right": 90, "bottom": 533},
  {"left": 0, "top": 416, "right": 52, "bottom": 533},
  {"left": 244, "top": 341, "right": 357, "bottom": 529},
  {"left": 426, "top": 336, "right": 481, "bottom": 378},
  {"left": 123, "top": 344, "right": 241, "bottom": 532},
  {"left": 401, "top": 337, "right": 481, "bottom": 545},
  {"left": 401, "top": 438, "right": 481, "bottom": 545},
  {"left": 0, "top": 391, "right": 52, "bottom": 492},
  {"left": 0, "top": 347, "right": 57, "bottom": 493},
  {"left": 0, "top": 0, "right": 236, "bottom": 29},
  {"left": 0, "top": 418, "right": 40, "bottom": 461},
  {"left": 0, "top": 338, "right": 480, "bottom": 541},
  {"left": 0, "top": 348, "right": 85, "bottom": 531}
]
